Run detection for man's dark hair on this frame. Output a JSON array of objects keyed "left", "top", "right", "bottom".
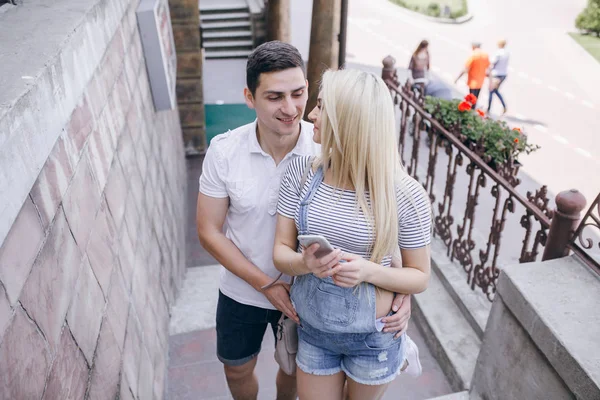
[{"left": 246, "top": 41, "right": 306, "bottom": 95}]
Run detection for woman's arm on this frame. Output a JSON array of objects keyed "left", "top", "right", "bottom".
[
  {"left": 273, "top": 215, "right": 343, "bottom": 278},
  {"left": 273, "top": 215, "right": 309, "bottom": 276},
  {"left": 332, "top": 246, "right": 431, "bottom": 294}
]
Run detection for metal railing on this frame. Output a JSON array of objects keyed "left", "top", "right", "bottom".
[
  {"left": 570, "top": 193, "right": 600, "bottom": 272},
  {"left": 382, "top": 57, "right": 599, "bottom": 300}
]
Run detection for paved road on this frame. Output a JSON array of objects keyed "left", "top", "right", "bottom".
[{"left": 346, "top": 0, "right": 600, "bottom": 205}]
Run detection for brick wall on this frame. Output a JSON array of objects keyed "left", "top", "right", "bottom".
[
  {"left": 0, "top": 0, "right": 186, "bottom": 398},
  {"left": 171, "top": 0, "right": 207, "bottom": 154}
]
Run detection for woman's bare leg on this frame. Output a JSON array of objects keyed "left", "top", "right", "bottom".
[
  {"left": 345, "top": 377, "right": 390, "bottom": 400},
  {"left": 297, "top": 368, "right": 346, "bottom": 400}
]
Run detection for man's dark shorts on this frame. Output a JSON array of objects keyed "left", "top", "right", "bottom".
[{"left": 216, "top": 291, "right": 282, "bottom": 366}]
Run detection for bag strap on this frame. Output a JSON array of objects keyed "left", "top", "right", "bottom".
[{"left": 261, "top": 156, "right": 315, "bottom": 291}]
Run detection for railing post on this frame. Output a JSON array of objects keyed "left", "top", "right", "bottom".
[
  {"left": 542, "top": 189, "right": 587, "bottom": 261},
  {"left": 382, "top": 55, "right": 398, "bottom": 86}
]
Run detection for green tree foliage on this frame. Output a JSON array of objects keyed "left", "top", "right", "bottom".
[{"left": 576, "top": 0, "right": 600, "bottom": 36}]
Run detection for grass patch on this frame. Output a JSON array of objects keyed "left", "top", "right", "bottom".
[
  {"left": 389, "top": 0, "right": 468, "bottom": 18},
  {"left": 569, "top": 32, "right": 600, "bottom": 63}
]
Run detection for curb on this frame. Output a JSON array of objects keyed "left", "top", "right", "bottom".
[{"left": 391, "top": 3, "right": 474, "bottom": 25}]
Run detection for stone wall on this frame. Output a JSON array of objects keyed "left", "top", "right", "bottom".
[
  {"left": 471, "top": 255, "right": 600, "bottom": 400},
  {"left": 0, "top": 0, "right": 186, "bottom": 398}
]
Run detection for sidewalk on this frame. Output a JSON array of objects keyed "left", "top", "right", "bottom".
[{"left": 167, "top": 156, "right": 454, "bottom": 399}]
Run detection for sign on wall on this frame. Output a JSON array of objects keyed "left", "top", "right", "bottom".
[{"left": 136, "top": 0, "right": 177, "bottom": 111}]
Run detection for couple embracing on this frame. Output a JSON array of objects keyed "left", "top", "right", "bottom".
[{"left": 197, "top": 41, "right": 432, "bottom": 400}]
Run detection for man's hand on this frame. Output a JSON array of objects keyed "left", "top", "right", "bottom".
[
  {"left": 382, "top": 294, "right": 411, "bottom": 338},
  {"left": 263, "top": 283, "right": 300, "bottom": 323}
]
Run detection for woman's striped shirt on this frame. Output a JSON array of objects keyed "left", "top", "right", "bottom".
[{"left": 277, "top": 156, "right": 432, "bottom": 265}]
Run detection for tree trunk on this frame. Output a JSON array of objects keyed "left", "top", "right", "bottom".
[
  {"left": 267, "top": 0, "right": 291, "bottom": 42},
  {"left": 305, "top": 0, "right": 341, "bottom": 119}
]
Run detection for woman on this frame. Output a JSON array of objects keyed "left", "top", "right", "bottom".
[
  {"left": 408, "top": 40, "right": 430, "bottom": 84},
  {"left": 487, "top": 39, "right": 509, "bottom": 115},
  {"left": 272, "top": 69, "right": 432, "bottom": 400}
]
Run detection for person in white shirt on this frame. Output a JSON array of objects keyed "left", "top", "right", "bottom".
[
  {"left": 196, "top": 41, "right": 412, "bottom": 400},
  {"left": 487, "top": 39, "right": 509, "bottom": 115}
]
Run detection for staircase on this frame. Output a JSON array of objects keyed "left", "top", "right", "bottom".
[{"left": 199, "top": 1, "right": 265, "bottom": 59}]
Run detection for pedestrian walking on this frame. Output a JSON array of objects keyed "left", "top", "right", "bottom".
[
  {"left": 408, "top": 39, "right": 430, "bottom": 85},
  {"left": 455, "top": 42, "right": 490, "bottom": 109},
  {"left": 273, "top": 69, "right": 432, "bottom": 400},
  {"left": 487, "top": 39, "right": 509, "bottom": 115},
  {"left": 196, "top": 41, "right": 414, "bottom": 400}
]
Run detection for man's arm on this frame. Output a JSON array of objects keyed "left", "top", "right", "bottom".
[
  {"left": 454, "top": 69, "right": 467, "bottom": 84},
  {"left": 196, "top": 193, "right": 298, "bottom": 321},
  {"left": 455, "top": 56, "right": 472, "bottom": 84}
]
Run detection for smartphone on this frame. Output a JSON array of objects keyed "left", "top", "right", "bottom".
[{"left": 297, "top": 234, "right": 335, "bottom": 258}]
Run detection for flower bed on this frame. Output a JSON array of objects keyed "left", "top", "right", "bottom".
[{"left": 423, "top": 94, "right": 540, "bottom": 170}]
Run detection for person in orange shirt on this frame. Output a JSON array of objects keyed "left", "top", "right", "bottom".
[{"left": 455, "top": 42, "right": 490, "bottom": 109}]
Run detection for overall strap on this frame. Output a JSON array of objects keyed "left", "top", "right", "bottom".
[
  {"left": 298, "top": 158, "right": 324, "bottom": 236},
  {"left": 260, "top": 157, "right": 320, "bottom": 291}
]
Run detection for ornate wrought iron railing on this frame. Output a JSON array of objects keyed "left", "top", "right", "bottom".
[
  {"left": 382, "top": 58, "right": 599, "bottom": 300},
  {"left": 569, "top": 193, "right": 600, "bottom": 273}
]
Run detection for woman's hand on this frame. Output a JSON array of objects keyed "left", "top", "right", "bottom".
[
  {"left": 331, "top": 252, "right": 370, "bottom": 288},
  {"left": 302, "top": 244, "right": 343, "bottom": 279}
]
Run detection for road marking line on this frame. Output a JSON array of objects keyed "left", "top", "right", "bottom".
[
  {"left": 552, "top": 135, "right": 569, "bottom": 144},
  {"left": 575, "top": 148, "right": 592, "bottom": 158},
  {"left": 518, "top": 71, "right": 529, "bottom": 79},
  {"left": 534, "top": 124, "right": 548, "bottom": 133},
  {"left": 564, "top": 92, "right": 575, "bottom": 100},
  {"left": 548, "top": 85, "right": 558, "bottom": 92},
  {"left": 532, "top": 78, "right": 542, "bottom": 85},
  {"left": 582, "top": 100, "right": 594, "bottom": 108},
  {"left": 433, "top": 33, "right": 470, "bottom": 51}
]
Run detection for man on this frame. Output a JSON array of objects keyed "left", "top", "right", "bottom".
[
  {"left": 487, "top": 39, "right": 509, "bottom": 115},
  {"left": 455, "top": 42, "right": 490, "bottom": 109},
  {"left": 196, "top": 41, "right": 412, "bottom": 400}
]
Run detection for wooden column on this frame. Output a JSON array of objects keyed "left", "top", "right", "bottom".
[
  {"left": 305, "top": 0, "right": 341, "bottom": 118},
  {"left": 267, "top": 0, "right": 291, "bottom": 42},
  {"left": 168, "top": 0, "right": 206, "bottom": 155}
]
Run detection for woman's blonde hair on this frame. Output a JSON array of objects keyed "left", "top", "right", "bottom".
[{"left": 315, "top": 69, "right": 404, "bottom": 264}]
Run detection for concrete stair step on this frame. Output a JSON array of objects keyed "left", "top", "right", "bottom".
[
  {"left": 203, "top": 40, "right": 253, "bottom": 49},
  {"left": 201, "top": 21, "right": 251, "bottom": 30},
  {"left": 202, "top": 30, "right": 252, "bottom": 39},
  {"left": 426, "top": 391, "right": 471, "bottom": 400},
  {"left": 205, "top": 49, "right": 252, "bottom": 59},
  {"left": 429, "top": 238, "right": 491, "bottom": 339},
  {"left": 199, "top": 4, "right": 247, "bottom": 13},
  {"left": 200, "top": 12, "right": 251, "bottom": 22},
  {"left": 412, "top": 258, "right": 481, "bottom": 392}
]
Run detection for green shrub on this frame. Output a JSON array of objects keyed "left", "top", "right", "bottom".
[
  {"left": 576, "top": 0, "right": 600, "bottom": 36},
  {"left": 450, "top": 5, "right": 468, "bottom": 19},
  {"left": 425, "top": 3, "right": 441, "bottom": 17},
  {"left": 388, "top": 0, "right": 468, "bottom": 20},
  {"left": 423, "top": 96, "right": 540, "bottom": 166}
]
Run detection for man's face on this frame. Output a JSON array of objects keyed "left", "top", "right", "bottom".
[{"left": 244, "top": 67, "right": 308, "bottom": 138}]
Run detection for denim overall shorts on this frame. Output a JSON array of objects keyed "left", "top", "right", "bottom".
[{"left": 290, "top": 165, "right": 407, "bottom": 385}]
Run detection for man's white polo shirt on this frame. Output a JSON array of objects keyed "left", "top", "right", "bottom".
[{"left": 199, "top": 119, "right": 319, "bottom": 310}]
